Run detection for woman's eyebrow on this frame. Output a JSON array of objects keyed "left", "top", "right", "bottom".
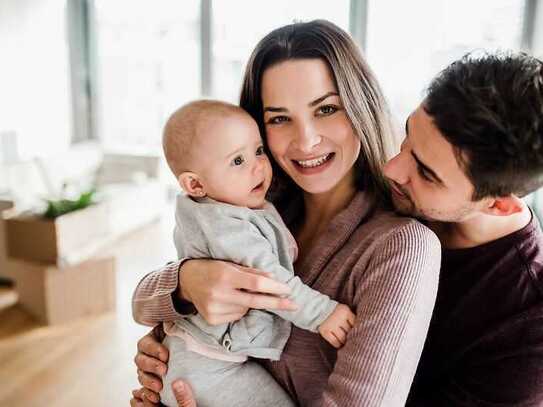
[
  {"left": 263, "top": 106, "right": 287, "bottom": 113},
  {"left": 263, "top": 91, "right": 339, "bottom": 113},
  {"left": 309, "top": 92, "right": 339, "bottom": 107}
]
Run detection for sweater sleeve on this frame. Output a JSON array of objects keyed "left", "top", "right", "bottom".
[
  {"left": 321, "top": 221, "right": 441, "bottom": 407},
  {"left": 132, "top": 260, "right": 195, "bottom": 326},
  {"left": 204, "top": 215, "right": 338, "bottom": 332}
]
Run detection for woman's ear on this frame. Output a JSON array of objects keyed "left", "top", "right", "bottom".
[
  {"left": 178, "top": 172, "right": 206, "bottom": 198},
  {"left": 484, "top": 194, "right": 523, "bottom": 216}
]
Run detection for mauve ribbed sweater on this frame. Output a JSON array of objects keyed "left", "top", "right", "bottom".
[{"left": 132, "top": 191, "right": 442, "bottom": 406}]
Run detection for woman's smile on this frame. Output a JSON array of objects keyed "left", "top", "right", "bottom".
[{"left": 291, "top": 152, "right": 335, "bottom": 174}]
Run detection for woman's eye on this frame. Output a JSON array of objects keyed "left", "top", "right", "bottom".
[
  {"left": 318, "top": 105, "right": 338, "bottom": 115},
  {"left": 232, "top": 156, "right": 244, "bottom": 166},
  {"left": 256, "top": 146, "right": 265, "bottom": 156},
  {"left": 267, "top": 116, "right": 288, "bottom": 125}
]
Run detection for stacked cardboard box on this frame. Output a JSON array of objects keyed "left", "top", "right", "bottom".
[
  {"left": 1, "top": 204, "right": 116, "bottom": 325},
  {"left": 2, "top": 258, "right": 115, "bottom": 324},
  {"left": 5, "top": 203, "right": 109, "bottom": 265}
]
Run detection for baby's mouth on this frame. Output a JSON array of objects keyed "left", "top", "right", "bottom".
[{"left": 252, "top": 181, "right": 264, "bottom": 191}]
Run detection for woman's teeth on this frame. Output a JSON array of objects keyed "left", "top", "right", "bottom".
[{"left": 295, "top": 153, "right": 333, "bottom": 168}]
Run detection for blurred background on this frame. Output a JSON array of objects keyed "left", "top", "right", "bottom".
[{"left": 0, "top": 1, "right": 542, "bottom": 405}]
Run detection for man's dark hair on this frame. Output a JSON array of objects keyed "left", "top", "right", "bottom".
[{"left": 424, "top": 51, "right": 543, "bottom": 199}]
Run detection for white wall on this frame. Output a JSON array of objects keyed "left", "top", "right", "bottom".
[
  {"left": 533, "top": 1, "right": 543, "bottom": 58},
  {"left": 0, "top": 0, "right": 73, "bottom": 161}
]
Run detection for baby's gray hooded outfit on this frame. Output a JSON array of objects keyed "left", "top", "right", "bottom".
[{"left": 160, "top": 194, "right": 337, "bottom": 407}]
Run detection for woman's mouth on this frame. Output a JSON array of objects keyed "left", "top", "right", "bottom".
[{"left": 292, "top": 153, "right": 334, "bottom": 170}]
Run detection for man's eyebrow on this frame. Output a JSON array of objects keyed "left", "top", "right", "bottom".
[
  {"left": 411, "top": 151, "right": 445, "bottom": 185},
  {"left": 263, "top": 91, "right": 339, "bottom": 113}
]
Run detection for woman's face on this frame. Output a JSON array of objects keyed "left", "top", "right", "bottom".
[{"left": 261, "top": 58, "right": 361, "bottom": 195}]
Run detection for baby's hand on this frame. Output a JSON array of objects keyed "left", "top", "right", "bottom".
[{"left": 318, "top": 304, "right": 355, "bottom": 348}]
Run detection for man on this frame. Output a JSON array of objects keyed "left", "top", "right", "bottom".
[
  {"left": 384, "top": 52, "right": 543, "bottom": 406},
  {"left": 131, "top": 52, "right": 543, "bottom": 406}
]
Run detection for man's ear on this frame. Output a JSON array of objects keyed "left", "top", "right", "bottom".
[
  {"left": 484, "top": 194, "right": 523, "bottom": 216},
  {"left": 178, "top": 172, "right": 206, "bottom": 198}
]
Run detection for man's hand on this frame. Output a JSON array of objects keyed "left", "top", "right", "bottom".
[
  {"left": 131, "top": 380, "right": 197, "bottom": 407},
  {"left": 318, "top": 304, "right": 356, "bottom": 348}
]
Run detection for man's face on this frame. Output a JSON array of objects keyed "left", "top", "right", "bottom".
[{"left": 383, "top": 105, "right": 487, "bottom": 222}]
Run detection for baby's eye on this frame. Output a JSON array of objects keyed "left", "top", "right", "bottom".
[
  {"left": 232, "top": 156, "right": 245, "bottom": 166},
  {"left": 256, "top": 146, "right": 265, "bottom": 156}
]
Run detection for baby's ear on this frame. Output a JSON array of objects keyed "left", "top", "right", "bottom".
[{"left": 178, "top": 172, "right": 206, "bottom": 198}]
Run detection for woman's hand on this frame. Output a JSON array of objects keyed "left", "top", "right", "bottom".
[
  {"left": 131, "top": 326, "right": 168, "bottom": 405},
  {"left": 179, "top": 259, "right": 298, "bottom": 326},
  {"left": 131, "top": 326, "right": 198, "bottom": 406}
]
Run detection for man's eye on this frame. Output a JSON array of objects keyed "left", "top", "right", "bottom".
[
  {"left": 232, "top": 156, "right": 244, "bottom": 166},
  {"left": 256, "top": 146, "right": 265, "bottom": 156},
  {"left": 417, "top": 166, "right": 433, "bottom": 182},
  {"left": 267, "top": 116, "right": 288, "bottom": 125},
  {"left": 318, "top": 105, "right": 338, "bottom": 115}
]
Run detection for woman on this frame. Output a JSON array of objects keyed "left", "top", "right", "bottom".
[{"left": 131, "top": 19, "right": 441, "bottom": 406}]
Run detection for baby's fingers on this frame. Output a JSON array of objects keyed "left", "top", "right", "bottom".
[
  {"left": 347, "top": 310, "right": 356, "bottom": 327},
  {"left": 322, "top": 330, "right": 342, "bottom": 348},
  {"left": 341, "top": 316, "right": 355, "bottom": 335},
  {"left": 332, "top": 328, "right": 347, "bottom": 347}
]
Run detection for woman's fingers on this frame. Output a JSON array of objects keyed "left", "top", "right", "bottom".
[
  {"left": 204, "top": 302, "right": 248, "bottom": 315},
  {"left": 232, "top": 290, "right": 298, "bottom": 311},
  {"left": 134, "top": 352, "right": 168, "bottom": 378},
  {"left": 233, "top": 269, "right": 291, "bottom": 296},
  {"left": 232, "top": 264, "right": 274, "bottom": 279},
  {"left": 131, "top": 388, "right": 159, "bottom": 407},
  {"left": 137, "top": 332, "right": 169, "bottom": 363},
  {"left": 137, "top": 369, "right": 164, "bottom": 393},
  {"left": 141, "top": 386, "right": 161, "bottom": 404}
]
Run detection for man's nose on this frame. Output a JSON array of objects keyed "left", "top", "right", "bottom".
[{"left": 383, "top": 152, "right": 409, "bottom": 185}]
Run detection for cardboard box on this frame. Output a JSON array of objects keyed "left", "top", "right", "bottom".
[
  {"left": 2, "top": 257, "right": 116, "bottom": 325},
  {"left": 4, "top": 203, "right": 109, "bottom": 265}
]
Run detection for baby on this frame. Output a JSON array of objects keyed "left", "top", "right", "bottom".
[{"left": 160, "top": 100, "right": 355, "bottom": 406}]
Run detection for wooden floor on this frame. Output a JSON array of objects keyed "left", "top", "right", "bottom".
[{"left": 0, "top": 210, "right": 177, "bottom": 406}]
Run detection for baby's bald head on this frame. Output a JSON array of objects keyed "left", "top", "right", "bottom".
[{"left": 163, "top": 100, "right": 250, "bottom": 178}]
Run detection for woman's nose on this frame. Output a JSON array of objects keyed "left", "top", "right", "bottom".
[{"left": 295, "top": 122, "right": 322, "bottom": 153}]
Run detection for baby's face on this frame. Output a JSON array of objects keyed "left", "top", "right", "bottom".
[{"left": 195, "top": 114, "right": 272, "bottom": 209}]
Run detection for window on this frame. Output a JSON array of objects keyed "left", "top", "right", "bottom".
[
  {"left": 211, "top": 0, "right": 350, "bottom": 102},
  {"left": 365, "top": 0, "right": 526, "bottom": 123},
  {"left": 93, "top": 0, "right": 200, "bottom": 150},
  {"left": 0, "top": 0, "right": 73, "bottom": 159}
]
